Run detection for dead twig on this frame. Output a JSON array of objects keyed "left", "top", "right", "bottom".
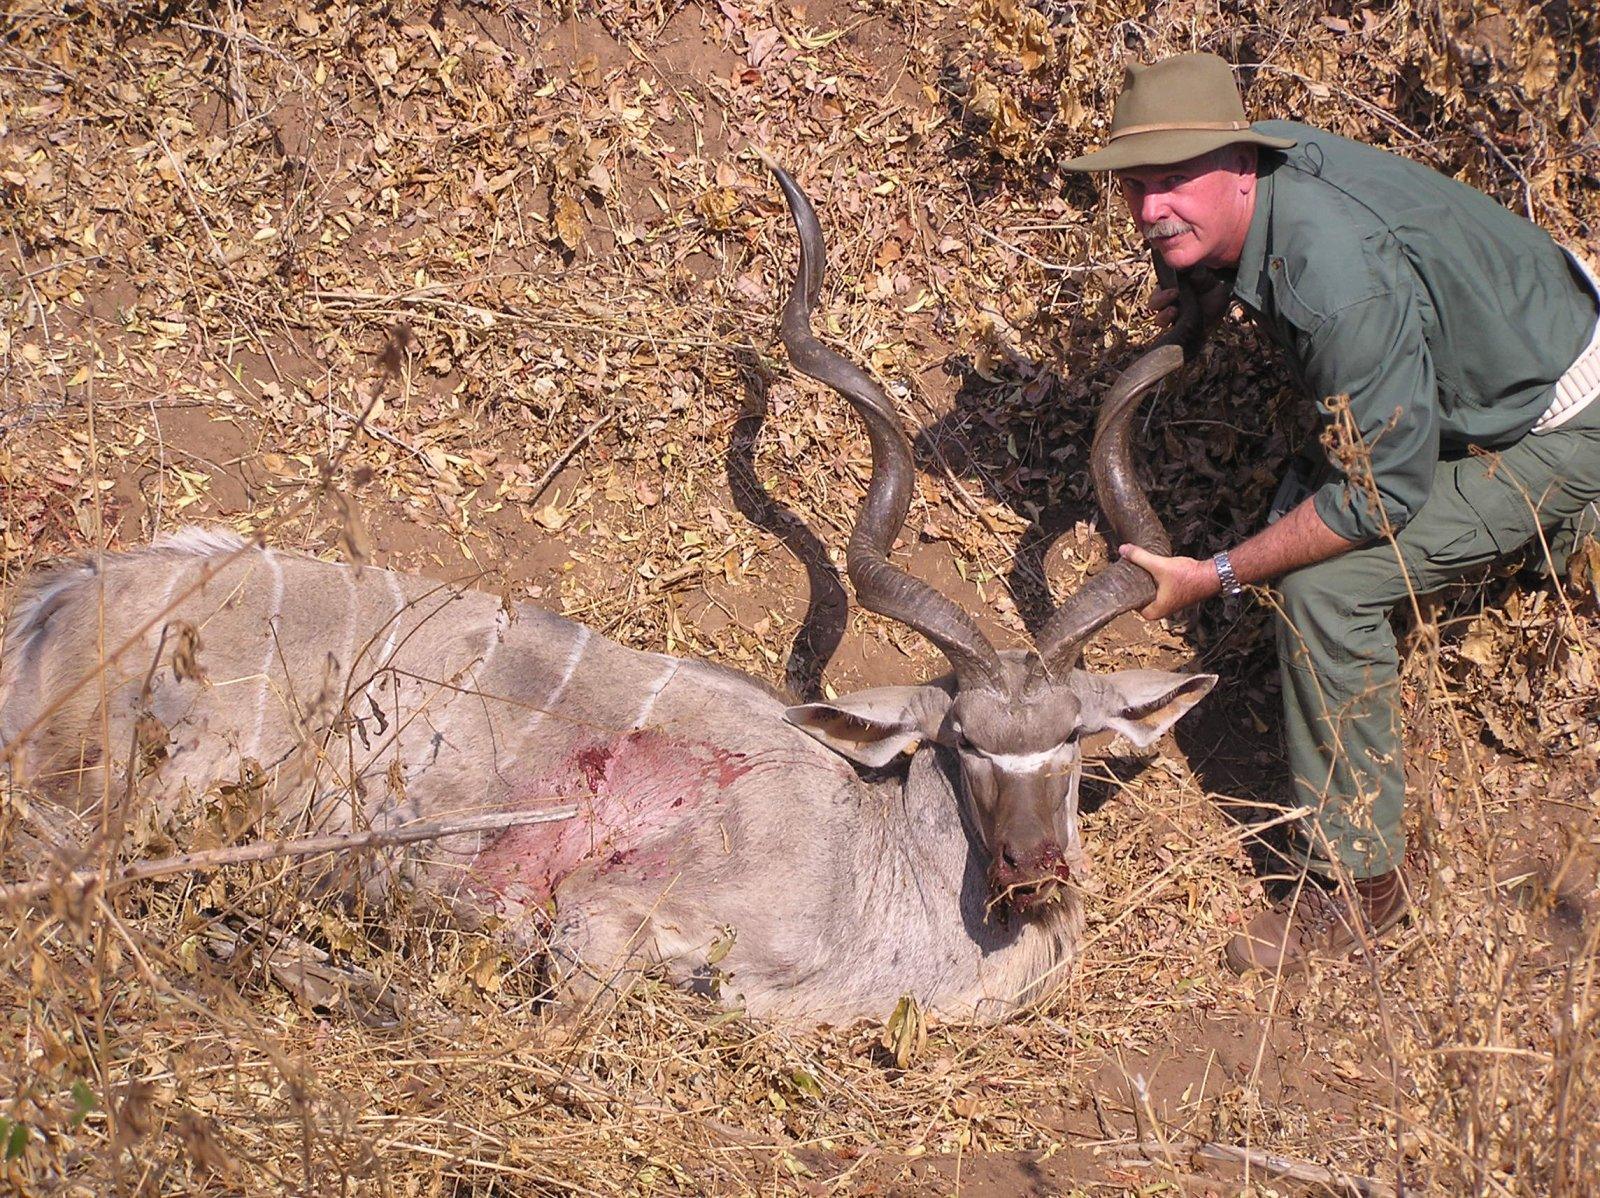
[
  {"left": 0, "top": 805, "right": 578, "bottom": 907},
  {"left": 325, "top": 398, "right": 440, "bottom": 476},
  {"left": 528, "top": 411, "right": 617, "bottom": 505},
  {"left": 1121, "top": 1134, "right": 1398, "bottom": 1197}
]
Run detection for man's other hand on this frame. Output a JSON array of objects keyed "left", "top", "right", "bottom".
[
  {"left": 1148, "top": 271, "right": 1231, "bottom": 334},
  {"left": 1148, "top": 286, "right": 1184, "bottom": 329},
  {"left": 1118, "top": 544, "right": 1220, "bottom": 619}
]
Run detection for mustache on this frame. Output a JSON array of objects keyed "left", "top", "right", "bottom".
[{"left": 1142, "top": 220, "right": 1194, "bottom": 241}]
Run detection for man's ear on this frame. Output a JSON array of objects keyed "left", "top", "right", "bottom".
[
  {"left": 1079, "top": 670, "right": 1217, "bottom": 750},
  {"left": 784, "top": 686, "right": 955, "bottom": 769}
]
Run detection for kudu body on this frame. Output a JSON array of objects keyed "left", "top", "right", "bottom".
[{"left": 0, "top": 170, "right": 1213, "bottom": 1025}]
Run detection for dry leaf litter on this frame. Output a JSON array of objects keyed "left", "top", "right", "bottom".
[{"left": 1, "top": 1, "right": 1597, "bottom": 1194}]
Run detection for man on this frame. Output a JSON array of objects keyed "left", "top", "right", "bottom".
[{"left": 1062, "top": 53, "right": 1600, "bottom": 973}]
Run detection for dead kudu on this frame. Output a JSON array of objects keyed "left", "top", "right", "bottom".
[{"left": 0, "top": 169, "right": 1214, "bottom": 1025}]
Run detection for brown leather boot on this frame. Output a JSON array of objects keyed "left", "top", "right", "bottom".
[{"left": 1225, "top": 870, "right": 1410, "bottom": 975}]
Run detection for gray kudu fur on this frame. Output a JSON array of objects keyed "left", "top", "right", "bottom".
[{"left": 0, "top": 166, "right": 1215, "bottom": 1025}]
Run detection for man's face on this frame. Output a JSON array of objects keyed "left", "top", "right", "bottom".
[{"left": 1116, "top": 148, "right": 1257, "bottom": 271}]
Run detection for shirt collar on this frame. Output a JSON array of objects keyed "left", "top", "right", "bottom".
[{"left": 1232, "top": 156, "right": 1279, "bottom": 310}]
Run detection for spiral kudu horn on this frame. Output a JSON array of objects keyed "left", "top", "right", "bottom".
[
  {"left": 769, "top": 162, "right": 1003, "bottom": 692},
  {"left": 1027, "top": 338, "right": 1193, "bottom": 683}
]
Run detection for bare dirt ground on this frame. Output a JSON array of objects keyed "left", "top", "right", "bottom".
[{"left": 2, "top": 1, "right": 1597, "bottom": 1194}]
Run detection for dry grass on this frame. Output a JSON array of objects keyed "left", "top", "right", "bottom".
[{"left": 2, "top": 0, "right": 1597, "bottom": 1193}]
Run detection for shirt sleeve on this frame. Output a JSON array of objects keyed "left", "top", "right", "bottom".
[{"left": 1296, "top": 285, "right": 1440, "bottom": 541}]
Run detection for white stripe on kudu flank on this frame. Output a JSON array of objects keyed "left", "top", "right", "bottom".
[
  {"left": 479, "top": 605, "right": 510, "bottom": 676},
  {"left": 632, "top": 659, "right": 679, "bottom": 729},
  {"left": 249, "top": 548, "right": 286, "bottom": 758},
  {"left": 453, "top": 606, "right": 512, "bottom": 725},
  {"left": 359, "top": 569, "right": 408, "bottom": 712},
  {"left": 516, "top": 624, "right": 590, "bottom": 747},
  {"left": 152, "top": 564, "right": 184, "bottom": 630},
  {"left": 378, "top": 571, "right": 405, "bottom": 665},
  {"left": 547, "top": 625, "right": 590, "bottom": 707},
  {"left": 340, "top": 568, "right": 359, "bottom": 682}
]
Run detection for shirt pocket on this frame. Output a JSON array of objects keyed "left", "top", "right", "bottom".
[
  {"left": 1258, "top": 259, "right": 1326, "bottom": 393},
  {"left": 1267, "top": 256, "right": 1326, "bottom": 335}
]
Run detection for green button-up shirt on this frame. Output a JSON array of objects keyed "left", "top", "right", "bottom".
[{"left": 1232, "top": 120, "right": 1597, "bottom": 541}]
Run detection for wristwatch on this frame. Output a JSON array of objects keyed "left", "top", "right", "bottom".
[{"left": 1212, "top": 551, "right": 1244, "bottom": 597}]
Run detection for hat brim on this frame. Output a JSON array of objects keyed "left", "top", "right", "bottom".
[{"left": 1061, "top": 126, "right": 1296, "bottom": 172}]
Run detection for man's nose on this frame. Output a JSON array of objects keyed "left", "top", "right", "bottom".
[{"left": 1137, "top": 189, "right": 1170, "bottom": 225}]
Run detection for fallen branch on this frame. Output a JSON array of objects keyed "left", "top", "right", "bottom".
[
  {"left": 326, "top": 398, "right": 440, "bottom": 476},
  {"left": 528, "top": 411, "right": 618, "bottom": 505},
  {"left": 1118, "top": 1135, "right": 1397, "bottom": 1198},
  {"left": 0, "top": 805, "right": 578, "bottom": 907}
]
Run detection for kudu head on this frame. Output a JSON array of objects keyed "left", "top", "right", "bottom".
[{"left": 768, "top": 163, "right": 1216, "bottom": 915}]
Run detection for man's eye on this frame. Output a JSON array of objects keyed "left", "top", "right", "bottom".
[{"left": 1163, "top": 175, "right": 1187, "bottom": 190}]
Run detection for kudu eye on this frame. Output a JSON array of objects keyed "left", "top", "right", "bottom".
[{"left": 959, "top": 739, "right": 992, "bottom": 765}]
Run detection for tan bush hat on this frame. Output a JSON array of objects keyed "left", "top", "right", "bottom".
[{"left": 1062, "top": 53, "right": 1296, "bottom": 172}]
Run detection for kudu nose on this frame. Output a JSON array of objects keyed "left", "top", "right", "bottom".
[{"left": 992, "top": 838, "right": 1069, "bottom": 884}]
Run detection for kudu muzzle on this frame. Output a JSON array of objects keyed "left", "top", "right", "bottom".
[{"left": 965, "top": 747, "right": 1084, "bottom": 913}]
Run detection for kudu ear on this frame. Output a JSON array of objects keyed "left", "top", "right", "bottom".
[
  {"left": 784, "top": 686, "right": 955, "bottom": 768},
  {"left": 1080, "top": 670, "right": 1217, "bottom": 750}
]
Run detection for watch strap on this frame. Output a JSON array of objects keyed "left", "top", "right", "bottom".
[{"left": 1213, "top": 550, "right": 1243, "bottom": 597}]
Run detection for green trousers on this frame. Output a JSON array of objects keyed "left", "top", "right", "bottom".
[{"left": 1276, "top": 401, "right": 1600, "bottom": 879}]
